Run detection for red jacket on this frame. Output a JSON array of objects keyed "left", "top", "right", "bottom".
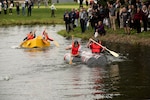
[
  {"left": 72, "top": 44, "right": 80, "bottom": 55},
  {"left": 90, "top": 43, "right": 102, "bottom": 53},
  {"left": 133, "top": 12, "right": 142, "bottom": 20},
  {"left": 27, "top": 33, "right": 34, "bottom": 40}
]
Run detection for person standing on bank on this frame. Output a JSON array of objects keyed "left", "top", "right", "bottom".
[
  {"left": 50, "top": 3, "right": 56, "bottom": 17},
  {"left": 27, "top": 1, "right": 32, "bottom": 16},
  {"left": 108, "top": 2, "right": 117, "bottom": 31},
  {"left": 3, "top": 1, "right": 7, "bottom": 15},
  {"left": 142, "top": 5, "right": 148, "bottom": 32},
  {"left": 79, "top": 0, "right": 83, "bottom": 7},
  {"left": 21, "top": 1, "right": 25, "bottom": 16},
  {"left": 16, "top": 2, "right": 20, "bottom": 15},
  {"left": 0, "top": 1, "right": 2, "bottom": 14},
  {"left": 121, "top": 7, "right": 131, "bottom": 35},
  {"left": 132, "top": 7, "right": 142, "bottom": 33},
  {"left": 79, "top": 8, "right": 88, "bottom": 33},
  {"left": 9, "top": 2, "right": 13, "bottom": 15}
]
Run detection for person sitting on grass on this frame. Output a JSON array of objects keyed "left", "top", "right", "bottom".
[{"left": 95, "top": 21, "right": 106, "bottom": 36}]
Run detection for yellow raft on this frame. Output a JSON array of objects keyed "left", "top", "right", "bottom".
[{"left": 20, "top": 36, "right": 50, "bottom": 48}]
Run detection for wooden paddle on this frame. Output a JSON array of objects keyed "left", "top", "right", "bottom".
[
  {"left": 69, "top": 35, "right": 74, "bottom": 64},
  {"left": 90, "top": 38, "right": 119, "bottom": 57},
  {"left": 20, "top": 40, "right": 26, "bottom": 47},
  {"left": 53, "top": 40, "right": 59, "bottom": 47}
]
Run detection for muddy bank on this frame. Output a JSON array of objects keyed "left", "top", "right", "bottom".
[
  {"left": 99, "top": 33, "right": 150, "bottom": 46},
  {"left": 58, "top": 30, "right": 150, "bottom": 47}
]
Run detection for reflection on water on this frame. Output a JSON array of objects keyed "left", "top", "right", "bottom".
[
  {"left": 0, "top": 25, "right": 150, "bottom": 100},
  {"left": 23, "top": 48, "right": 50, "bottom": 53}
]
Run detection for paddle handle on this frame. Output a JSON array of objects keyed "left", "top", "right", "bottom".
[
  {"left": 90, "top": 38, "right": 106, "bottom": 50},
  {"left": 90, "top": 38, "right": 119, "bottom": 57},
  {"left": 69, "top": 35, "right": 74, "bottom": 64}
]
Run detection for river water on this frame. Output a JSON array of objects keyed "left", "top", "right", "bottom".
[{"left": 0, "top": 25, "right": 150, "bottom": 100}]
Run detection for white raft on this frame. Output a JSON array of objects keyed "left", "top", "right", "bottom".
[
  {"left": 64, "top": 51, "right": 107, "bottom": 66},
  {"left": 81, "top": 51, "right": 107, "bottom": 66},
  {"left": 64, "top": 53, "right": 81, "bottom": 63}
]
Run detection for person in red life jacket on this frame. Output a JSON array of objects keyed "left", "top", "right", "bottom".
[
  {"left": 42, "top": 30, "right": 54, "bottom": 41},
  {"left": 23, "top": 30, "right": 36, "bottom": 41},
  {"left": 66, "top": 40, "right": 81, "bottom": 57},
  {"left": 87, "top": 39, "right": 105, "bottom": 54}
]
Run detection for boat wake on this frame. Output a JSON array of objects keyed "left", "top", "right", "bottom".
[{"left": 11, "top": 45, "right": 21, "bottom": 49}]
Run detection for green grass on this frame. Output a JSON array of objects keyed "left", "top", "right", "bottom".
[
  {"left": 0, "top": 3, "right": 86, "bottom": 26},
  {"left": 0, "top": 6, "right": 67, "bottom": 25},
  {"left": 58, "top": 26, "right": 94, "bottom": 39}
]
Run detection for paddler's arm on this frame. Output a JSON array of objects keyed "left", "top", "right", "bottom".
[
  {"left": 33, "top": 29, "right": 37, "bottom": 33},
  {"left": 86, "top": 40, "right": 90, "bottom": 48},
  {"left": 87, "top": 39, "right": 92, "bottom": 48},
  {"left": 23, "top": 37, "right": 27, "bottom": 41},
  {"left": 71, "top": 52, "right": 79, "bottom": 57},
  {"left": 48, "top": 37, "right": 54, "bottom": 41},
  {"left": 33, "top": 30, "right": 37, "bottom": 38},
  {"left": 42, "top": 28, "right": 46, "bottom": 35},
  {"left": 101, "top": 46, "right": 106, "bottom": 52}
]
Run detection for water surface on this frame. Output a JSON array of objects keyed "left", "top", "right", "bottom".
[{"left": 0, "top": 25, "right": 150, "bottom": 100}]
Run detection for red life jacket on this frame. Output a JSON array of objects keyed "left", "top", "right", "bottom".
[
  {"left": 27, "top": 33, "right": 34, "bottom": 40},
  {"left": 45, "top": 34, "right": 49, "bottom": 41},
  {"left": 90, "top": 43, "right": 102, "bottom": 53},
  {"left": 71, "top": 44, "right": 80, "bottom": 55}
]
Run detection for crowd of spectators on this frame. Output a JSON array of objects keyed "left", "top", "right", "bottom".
[
  {"left": 0, "top": 0, "right": 33, "bottom": 16},
  {"left": 64, "top": 0, "right": 150, "bottom": 36}
]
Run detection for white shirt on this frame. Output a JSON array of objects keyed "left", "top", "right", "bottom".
[
  {"left": 50, "top": 4, "right": 56, "bottom": 10},
  {"left": 9, "top": 3, "right": 13, "bottom": 9}
]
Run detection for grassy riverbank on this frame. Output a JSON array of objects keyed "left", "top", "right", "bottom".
[
  {"left": 58, "top": 26, "right": 150, "bottom": 46},
  {"left": 0, "top": 3, "right": 79, "bottom": 25},
  {"left": 1, "top": 3, "right": 150, "bottom": 46}
]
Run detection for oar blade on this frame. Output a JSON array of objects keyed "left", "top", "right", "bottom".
[
  {"left": 53, "top": 41, "right": 59, "bottom": 47},
  {"left": 109, "top": 50, "right": 119, "bottom": 57}
]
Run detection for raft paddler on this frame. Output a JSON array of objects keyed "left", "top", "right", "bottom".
[
  {"left": 87, "top": 39, "right": 105, "bottom": 54},
  {"left": 42, "top": 30, "right": 54, "bottom": 41},
  {"left": 23, "top": 30, "right": 36, "bottom": 41},
  {"left": 66, "top": 40, "right": 81, "bottom": 57}
]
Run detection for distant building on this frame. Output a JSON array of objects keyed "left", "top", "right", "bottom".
[
  {"left": 51, "top": 0, "right": 95, "bottom": 4},
  {"left": 51, "top": 0, "right": 74, "bottom": 3}
]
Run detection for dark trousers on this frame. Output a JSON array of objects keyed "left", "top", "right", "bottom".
[
  {"left": 4, "top": 10, "right": 7, "bottom": 14},
  {"left": 51, "top": 10, "right": 55, "bottom": 17},
  {"left": 117, "top": 12, "right": 120, "bottom": 28},
  {"left": 80, "top": 19, "right": 85, "bottom": 33},
  {"left": 28, "top": 8, "right": 31, "bottom": 16},
  {"left": 134, "top": 19, "right": 141, "bottom": 33},
  {"left": 143, "top": 19, "right": 147, "bottom": 31}
]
